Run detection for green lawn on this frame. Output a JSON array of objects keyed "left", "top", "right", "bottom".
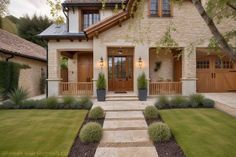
[
  {"left": 0, "top": 110, "right": 87, "bottom": 157},
  {"left": 160, "top": 109, "right": 236, "bottom": 157}
]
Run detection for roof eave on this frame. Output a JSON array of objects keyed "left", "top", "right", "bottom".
[{"left": 0, "top": 48, "right": 47, "bottom": 62}]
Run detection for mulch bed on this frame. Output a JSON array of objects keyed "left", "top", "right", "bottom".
[
  {"left": 145, "top": 115, "right": 185, "bottom": 157},
  {"left": 68, "top": 115, "right": 105, "bottom": 157}
]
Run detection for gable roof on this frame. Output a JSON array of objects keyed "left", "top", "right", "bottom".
[
  {"left": 62, "top": 0, "right": 127, "bottom": 8},
  {"left": 0, "top": 29, "right": 46, "bottom": 61},
  {"left": 85, "top": 0, "right": 135, "bottom": 38}
]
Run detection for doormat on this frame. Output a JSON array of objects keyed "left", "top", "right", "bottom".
[{"left": 114, "top": 91, "right": 127, "bottom": 94}]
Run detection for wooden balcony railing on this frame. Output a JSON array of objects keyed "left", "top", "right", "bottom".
[
  {"left": 149, "top": 82, "right": 182, "bottom": 95},
  {"left": 60, "top": 82, "right": 93, "bottom": 96}
]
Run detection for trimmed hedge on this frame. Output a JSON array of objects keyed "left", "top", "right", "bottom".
[
  {"left": 0, "top": 61, "right": 30, "bottom": 98},
  {"left": 0, "top": 96, "right": 93, "bottom": 110},
  {"left": 79, "top": 122, "right": 103, "bottom": 143},
  {"left": 154, "top": 94, "right": 215, "bottom": 109}
]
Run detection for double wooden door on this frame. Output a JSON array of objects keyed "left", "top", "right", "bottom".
[
  {"left": 108, "top": 55, "right": 133, "bottom": 92},
  {"left": 197, "top": 55, "right": 236, "bottom": 92}
]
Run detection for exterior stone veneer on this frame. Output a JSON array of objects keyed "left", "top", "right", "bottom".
[{"left": 47, "top": 0, "right": 236, "bottom": 97}]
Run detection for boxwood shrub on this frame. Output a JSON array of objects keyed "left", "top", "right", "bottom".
[
  {"left": 144, "top": 106, "right": 159, "bottom": 119},
  {"left": 88, "top": 106, "right": 105, "bottom": 120},
  {"left": 79, "top": 122, "right": 103, "bottom": 143},
  {"left": 148, "top": 122, "right": 171, "bottom": 142}
]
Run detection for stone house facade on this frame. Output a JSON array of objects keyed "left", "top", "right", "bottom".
[
  {"left": 40, "top": 0, "right": 236, "bottom": 97},
  {"left": 0, "top": 29, "right": 47, "bottom": 97}
]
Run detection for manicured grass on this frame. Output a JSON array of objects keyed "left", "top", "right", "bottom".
[
  {"left": 0, "top": 110, "right": 87, "bottom": 157},
  {"left": 159, "top": 109, "right": 236, "bottom": 157}
]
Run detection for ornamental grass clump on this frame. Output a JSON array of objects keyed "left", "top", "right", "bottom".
[
  {"left": 8, "top": 87, "right": 28, "bottom": 105},
  {"left": 46, "top": 97, "right": 58, "bottom": 109},
  {"left": 88, "top": 106, "right": 105, "bottom": 120},
  {"left": 189, "top": 94, "right": 205, "bottom": 108},
  {"left": 144, "top": 106, "right": 159, "bottom": 119},
  {"left": 170, "top": 96, "right": 189, "bottom": 108},
  {"left": 63, "top": 96, "right": 76, "bottom": 108},
  {"left": 148, "top": 122, "right": 171, "bottom": 142},
  {"left": 79, "top": 96, "right": 93, "bottom": 109},
  {"left": 155, "top": 96, "right": 170, "bottom": 109},
  {"left": 79, "top": 122, "right": 103, "bottom": 143}
]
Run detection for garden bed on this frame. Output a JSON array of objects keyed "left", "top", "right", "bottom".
[
  {"left": 68, "top": 114, "right": 105, "bottom": 157},
  {"left": 145, "top": 115, "right": 185, "bottom": 157}
]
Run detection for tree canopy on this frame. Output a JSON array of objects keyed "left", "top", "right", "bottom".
[
  {"left": 0, "top": 0, "right": 10, "bottom": 28},
  {"left": 17, "top": 14, "right": 52, "bottom": 47}
]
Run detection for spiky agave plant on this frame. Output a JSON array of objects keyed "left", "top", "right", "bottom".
[{"left": 8, "top": 87, "right": 28, "bottom": 105}]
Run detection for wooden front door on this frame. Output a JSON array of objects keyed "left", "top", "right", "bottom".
[
  {"left": 108, "top": 48, "right": 134, "bottom": 92},
  {"left": 78, "top": 53, "right": 93, "bottom": 82},
  {"left": 197, "top": 55, "right": 236, "bottom": 92}
]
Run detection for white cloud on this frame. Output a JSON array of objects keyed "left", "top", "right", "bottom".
[{"left": 8, "top": 0, "right": 53, "bottom": 18}]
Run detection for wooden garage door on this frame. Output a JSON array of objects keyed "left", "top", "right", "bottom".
[{"left": 197, "top": 55, "right": 236, "bottom": 92}]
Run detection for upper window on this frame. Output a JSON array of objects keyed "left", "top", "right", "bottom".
[
  {"left": 149, "top": 0, "right": 171, "bottom": 17},
  {"left": 82, "top": 10, "right": 100, "bottom": 30}
]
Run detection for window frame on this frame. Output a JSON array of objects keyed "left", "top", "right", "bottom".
[
  {"left": 81, "top": 10, "right": 100, "bottom": 30},
  {"left": 148, "top": 0, "right": 172, "bottom": 17}
]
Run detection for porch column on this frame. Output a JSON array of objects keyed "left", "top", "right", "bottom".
[
  {"left": 182, "top": 47, "right": 197, "bottom": 96},
  {"left": 93, "top": 38, "right": 107, "bottom": 96},
  {"left": 134, "top": 45, "right": 149, "bottom": 94},
  {"left": 47, "top": 47, "right": 61, "bottom": 97}
]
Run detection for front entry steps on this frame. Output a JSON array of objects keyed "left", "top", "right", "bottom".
[
  {"left": 94, "top": 101, "right": 158, "bottom": 157},
  {"left": 106, "top": 92, "right": 139, "bottom": 101}
]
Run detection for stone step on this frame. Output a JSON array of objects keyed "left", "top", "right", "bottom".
[
  {"left": 93, "top": 104, "right": 146, "bottom": 111},
  {"left": 105, "top": 111, "right": 144, "bottom": 120},
  {"left": 106, "top": 97, "right": 139, "bottom": 101},
  {"left": 103, "top": 120, "right": 148, "bottom": 131},
  {"left": 100, "top": 130, "right": 151, "bottom": 146},
  {"left": 95, "top": 147, "right": 158, "bottom": 157}
]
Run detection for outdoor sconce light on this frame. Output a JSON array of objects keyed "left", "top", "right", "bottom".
[
  {"left": 138, "top": 57, "right": 143, "bottom": 69},
  {"left": 100, "top": 57, "right": 104, "bottom": 69}
]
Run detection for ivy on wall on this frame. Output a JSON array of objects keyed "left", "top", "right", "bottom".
[{"left": 0, "top": 61, "right": 30, "bottom": 98}]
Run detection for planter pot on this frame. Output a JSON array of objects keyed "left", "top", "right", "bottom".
[
  {"left": 138, "top": 89, "right": 147, "bottom": 101},
  {"left": 97, "top": 89, "right": 106, "bottom": 101}
]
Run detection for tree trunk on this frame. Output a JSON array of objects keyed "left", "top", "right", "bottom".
[{"left": 192, "top": 0, "right": 236, "bottom": 60}]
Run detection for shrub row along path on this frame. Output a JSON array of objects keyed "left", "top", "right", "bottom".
[{"left": 93, "top": 100, "right": 158, "bottom": 157}]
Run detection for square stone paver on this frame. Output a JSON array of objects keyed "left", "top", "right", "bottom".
[
  {"left": 105, "top": 111, "right": 144, "bottom": 120},
  {"left": 100, "top": 130, "right": 150, "bottom": 144},
  {"left": 95, "top": 147, "right": 158, "bottom": 157},
  {"left": 103, "top": 120, "right": 148, "bottom": 130}
]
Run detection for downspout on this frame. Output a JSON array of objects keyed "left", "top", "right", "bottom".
[
  {"left": 46, "top": 45, "right": 49, "bottom": 98},
  {"left": 63, "top": 7, "right": 69, "bottom": 32}
]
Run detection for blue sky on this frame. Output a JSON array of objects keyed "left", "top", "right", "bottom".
[{"left": 8, "top": 0, "right": 63, "bottom": 18}]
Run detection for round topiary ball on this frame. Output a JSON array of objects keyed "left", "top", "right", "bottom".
[
  {"left": 148, "top": 122, "right": 171, "bottom": 142},
  {"left": 88, "top": 106, "right": 105, "bottom": 120},
  {"left": 79, "top": 122, "right": 103, "bottom": 143},
  {"left": 202, "top": 98, "right": 215, "bottom": 108},
  {"left": 144, "top": 106, "right": 159, "bottom": 119}
]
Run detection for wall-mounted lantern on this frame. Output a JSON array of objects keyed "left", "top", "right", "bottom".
[
  {"left": 138, "top": 57, "right": 143, "bottom": 69},
  {"left": 100, "top": 57, "right": 104, "bottom": 69}
]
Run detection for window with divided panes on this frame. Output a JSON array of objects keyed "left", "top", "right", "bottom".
[{"left": 149, "top": 0, "right": 171, "bottom": 17}]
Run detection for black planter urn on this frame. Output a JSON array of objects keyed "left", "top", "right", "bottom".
[
  {"left": 97, "top": 89, "right": 106, "bottom": 101},
  {"left": 138, "top": 89, "right": 147, "bottom": 101}
]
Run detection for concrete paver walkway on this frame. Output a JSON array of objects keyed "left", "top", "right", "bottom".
[
  {"left": 94, "top": 101, "right": 158, "bottom": 157},
  {"left": 203, "top": 93, "right": 236, "bottom": 117}
]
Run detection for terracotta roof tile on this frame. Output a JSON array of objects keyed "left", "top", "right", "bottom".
[
  {"left": 0, "top": 29, "right": 46, "bottom": 61},
  {"left": 64, "top": 0, "right": 127, "bottom": 3}
]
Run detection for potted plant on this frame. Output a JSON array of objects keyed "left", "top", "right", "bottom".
[
  {"left": 137, "top": 72, "right": 148, "bottom": 101},
  {"left": 96, "top": 72, "right": 106, "bottom": 101}
]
